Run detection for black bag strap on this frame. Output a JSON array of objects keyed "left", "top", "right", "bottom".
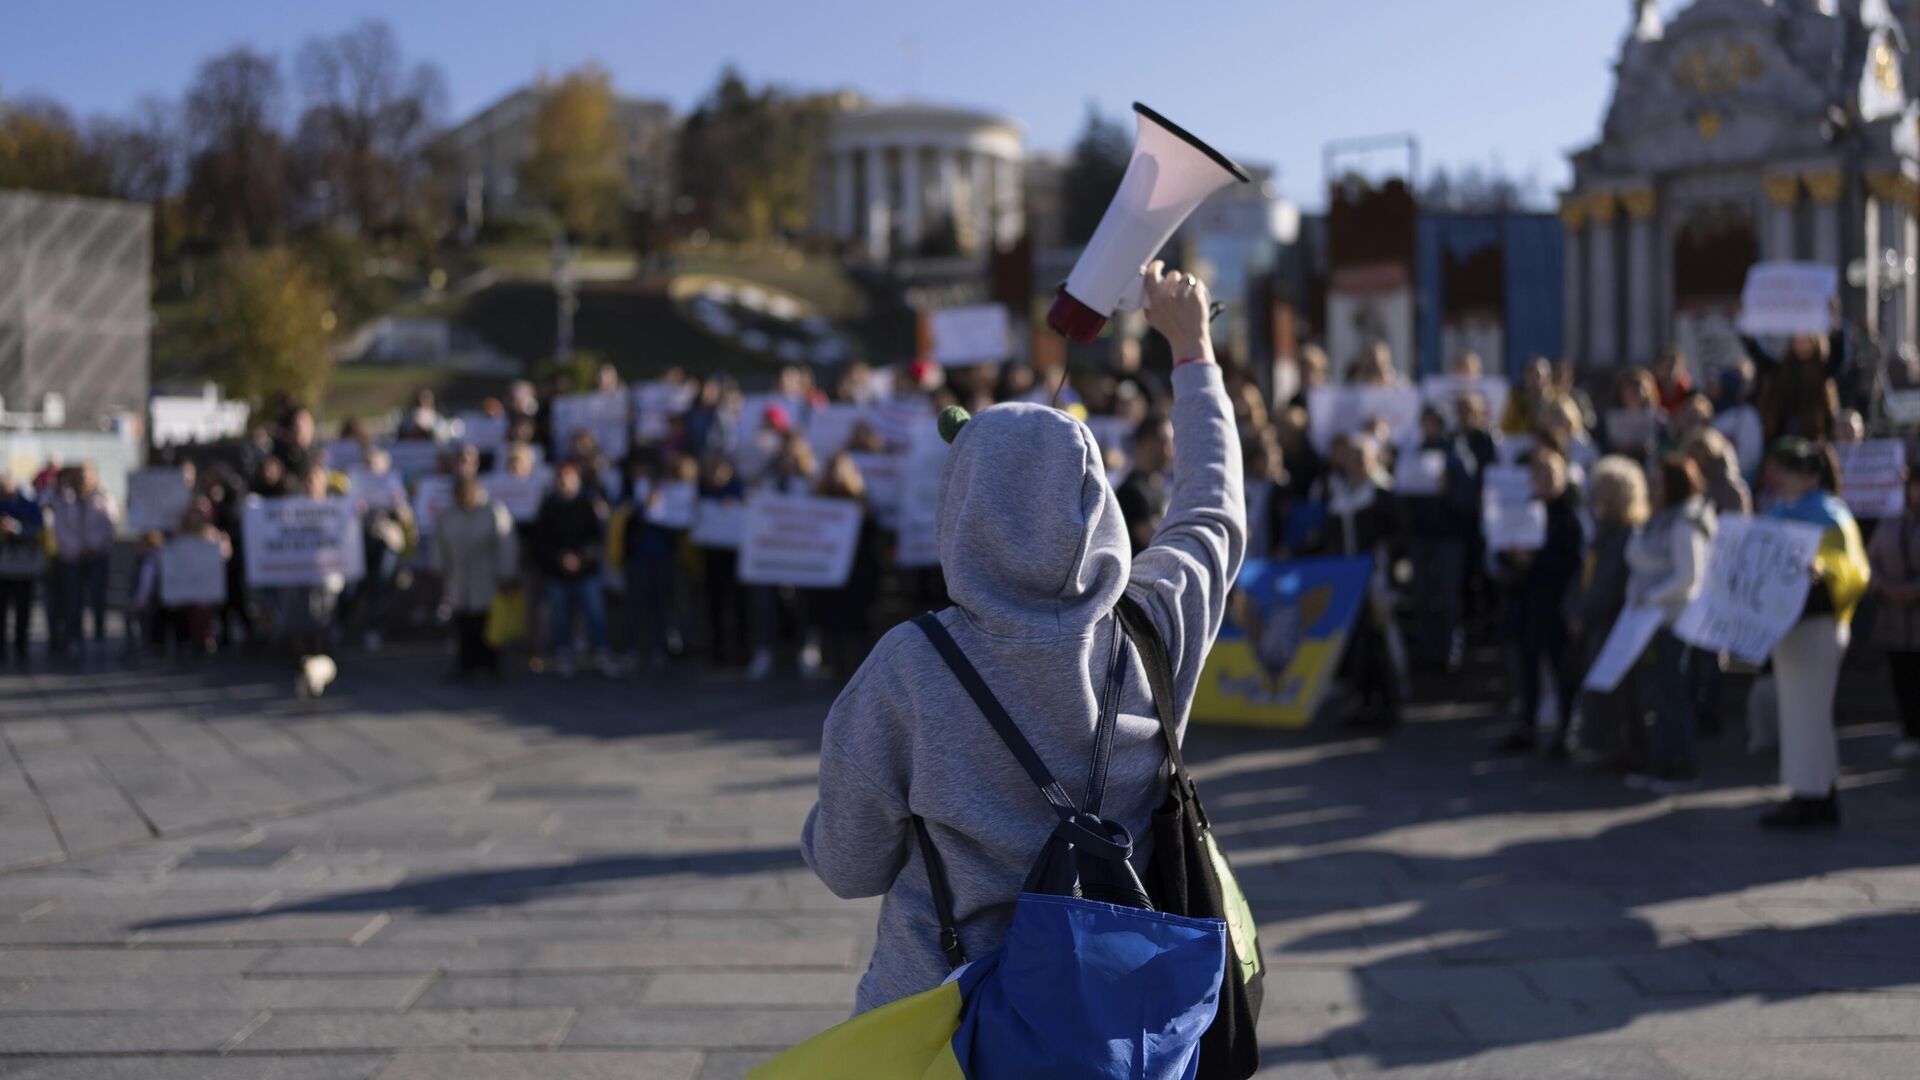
[
  {"left": 1081, "top": 618, "right": 1128, "bottom": 817},
  {"left": 1116, "top": 593, "right": 1208, "bottom": 829},
  {"left": 911, "top": 815, "right": 967, "bottom": 968}
]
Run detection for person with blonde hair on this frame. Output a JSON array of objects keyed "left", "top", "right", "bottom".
[
  {"left": 1571, "top": 456, "right": 1652, "bottom": 766},
  {"left": 1684, "top": 426, "right": 1752, "bottom": 516},
  {"left": 1625, "top": 455, "right": 1717, "bottom": 791}
]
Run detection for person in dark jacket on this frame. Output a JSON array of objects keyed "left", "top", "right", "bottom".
[
  {"left": 533, "top": 460, "right": 614, "bottom": 679},
  {"left": 1407, "top": 405, "right": 1477, "bottom": 672},
  {"left": 1312, "top": 433, "right": 1405, "bottom": 729},
  {"left": 1740, "top": 328, "right": 1846, "bottom": 443},
  {"left": 1115, "top": 415, "right": 1173, "bottom": 555},
  {"left": 1496, "top": 445, "right": 1587, "bottom": 755},
  {"left": 0, "top": 472, "right": 44, "bottom": 661}
]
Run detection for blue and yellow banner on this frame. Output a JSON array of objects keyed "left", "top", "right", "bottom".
[{"left": 1192, "top": 556, "right": 1374, "bottom": 728}]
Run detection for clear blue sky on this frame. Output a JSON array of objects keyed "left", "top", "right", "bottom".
[{"left": 2, "top": 0, "right": 1676, "bottom": 208}]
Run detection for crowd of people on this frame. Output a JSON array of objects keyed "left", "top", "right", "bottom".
[{"left": 1, "top": 320, "right": 1915, "bottom": 829}]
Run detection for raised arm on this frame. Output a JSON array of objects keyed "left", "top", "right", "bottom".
[{"left": 1126, "top": 262, "right": 1247, "bottom": 714}]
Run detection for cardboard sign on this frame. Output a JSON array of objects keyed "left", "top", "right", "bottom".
[
  {"left": 126, "top": 467, "right": 193, "bottom": 534},
  {"left": 1394, "top": 449, "right": 1447, "bottom": 496},
  {"left": 1305, "top": 386, "right": 1422, "bottom": 454},
  {"left": 345, "top": 468, "right": 407, "bottom": 513},
  {"left": 411, "top": 475, "right": 457, "bottom": 537},
  {"left": 1603, "top": 408, "right": 1662, "bottom": 454},
  {"left": 805, "top": 403, "right": 869, "bottom": 458},
  {"left": 1581, "top": 606, "right": 1664, "bottom": 693},
  {"left": 1675, "top": 515, "right": 1823, "bottom": 664},
  {"left": 550, "top": 391, "right": 631, "bottom": 460},
  {"left": 646, "top": 481, "right": 699, "bottom": 529},
  {"left": 1885, "top": 388, "right": 1920, "bottom": 426},
  {"left": 927, "top": 303, "right": 1011, "bottom": 366},
  {"left": 486, "top": 469, "right": 551, "bottom": 523},
  {"left": 1739, "top": 261, "right": 1838, "bottom": 336},
  {"left": 738, "top": 493, "right": 863, "bottom": 588},
  {"left": 1420, "top": 375, "right": 1509, "bottom": 430},
  {"left": 383, "top": 440, "right": 444, "bottom": 479},
  {"left": 691, "top": 498, "right": 746, "bottom": 549},
  {"left": 632, "top": 381, "right": 696, "bottom": 441},
  {"left": 242, "top": 497, "right": 365, "bottom": 589},
  {"left": 1481, "top": 464, "right": 1545, "bottom": 551},
  {"left": 158, "top": 535, "right": 227, "bottom": 607},
  {"left": 1191, "top": 556, "right": 1374, "bottom": 728},
  {"left": 1835, "top": 439, "right": 1906, "bottom": 519}
]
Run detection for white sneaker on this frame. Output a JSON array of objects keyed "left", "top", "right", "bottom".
[
  {"left": 1894, "top": 739, "right": 1920, "bottom": 766},
  {"left": 799, "top": 641, "right": 824, "bottom": 680},
  {"left": 745, "top": 649, "right": 773, "bottom": 681}
]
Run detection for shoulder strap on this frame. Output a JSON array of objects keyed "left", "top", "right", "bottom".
[
  {"left": 910, "top": 613, "right": 1079, "bottom": 823},
  {"left": 1115, "top": 593, "right": 1207, "bottom": 827},
  {"left": 1081, "top": 619, "right": 1128, "bottom": 817},
  {"left": 910, "top": 815, "right": 966, "bottom": 968}
]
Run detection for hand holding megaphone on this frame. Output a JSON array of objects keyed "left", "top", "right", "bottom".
[{"left": 1141, "top": 260, "right": 1214, "bottom": 362}]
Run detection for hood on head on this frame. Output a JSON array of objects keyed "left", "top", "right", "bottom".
[{"left": 936, "top": 402, "right": 1130, "bottom": 637}]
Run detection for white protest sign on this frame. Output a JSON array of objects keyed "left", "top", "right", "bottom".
[
  {"left": 738, "top": 493, "right": 863, "bottom": 588},
  {"left": 1739, "top": 261, "right": 1838, "bottom": 336},
  {"left": 632, "top": 380, "right": 696, "bottom": 441},
  {"left": 646, "top": 481, "right": 699, "bottom": 528},
  {"left": 126, "top": 467, "right": 193, "bottom": 534},
  {"left": 486, "top": 469, "right": 551, "bottom": 523},
  {"left": 158, "top": 535, "right": 228, "bottom": 607},
  {"left": 455, "top": 412, "right": 509, "bottom": 451},
  {"left": 867, "top": 399, "right": 929, "bottom": 451},
  {"left": 345, "top": 468, "right": 407, "bottom": 513},
  {"left": 1394, "top": 449, "right": 1447, "bottom": 496},
  {"left": 149, "top": 393, "right": 250, "bottom": 448},
  {"left": 551, "top": 391, "right": 631, "bottom": 460},
  {"left": 927, "top": 303, "right": 1011, "bottom": 366},
  {"left": 1420, "top": 375, "right": 1509, "bottom": 431},
  {"left": 1305, "top": 386, "right": 1423, "bottom": 454},
  {"left": 1581, "top": 606, "right": 1665, "bottom": 693},
  {"left": 1482, "top": 464, "right": 1545, "bottom": 551},
  {"left": 1675, "top": 515, "right": 1823, "bottom": 664},
  {"left": 1496, "top": 433, "right": 1538, "bottom": 465},
  {"left": 805, "top": 403, "right": 868, "bottom": 458},
  {"left": 1603, "top": 408, "right": 1662, "bottom": 454},
  {"left": 242, "top": 497, "right": 365, "bottom": 589},
  {"left": 1885, "top": 388, "right": 1920, "bottom": 426},
  {"left": 321, "top": 439, "right": 365, "bottom": 471},
  {"left": 1835, "top": 439, "right": 1906, "bottom": 519},
  {"left": 411, "top": 475, "right": 457, "bottom": 537},
  {"left": 691, "top": 498, "right": 746, "bottom": 549},
  {"left": 848, "top": 452, "right": 905, "bottom": 528}
]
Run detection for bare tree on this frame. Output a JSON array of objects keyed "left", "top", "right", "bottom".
[
  {"left": 184, "top": 47, "right": 291, "bottom": 244},
  {"left": 292, "top": 19, "right": 447, "bottom": 236},
  {"left": 87, "top": 95, "right": 178, "bottom": 203}
]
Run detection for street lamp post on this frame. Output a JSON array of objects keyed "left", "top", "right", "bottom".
[{"left": 552, "top": 235, "right": 577, "bottom": 361}]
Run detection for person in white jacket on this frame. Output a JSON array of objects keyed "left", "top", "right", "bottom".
[{"left": 1624, "top": 454, "right": 1716, "bottom": 792}]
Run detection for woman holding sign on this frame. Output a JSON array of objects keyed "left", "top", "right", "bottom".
[
  {"left": 1761, "top": 438, "right": 1871, "bottom": 829},
  {"left": 1623, "top": 456, "right": 1715, "bottom": 792},
  {"left": 1864, "top": 469, "right": 1920, "bottom": 766}
]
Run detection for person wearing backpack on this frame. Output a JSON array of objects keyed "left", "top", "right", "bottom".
[{"left": 798, "top": 261, "right": 1252, "bottom": 1075}]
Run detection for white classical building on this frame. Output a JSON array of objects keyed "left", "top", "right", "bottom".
[{"left": 823, "top": 103, "right": 1024, "bottom": 261}]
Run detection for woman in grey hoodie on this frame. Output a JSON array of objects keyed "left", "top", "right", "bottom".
[{"left": 801, "top": 263, "right": 1245, "bottom": 1014}]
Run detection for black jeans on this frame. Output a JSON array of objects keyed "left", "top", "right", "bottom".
[
  {"left": 0, "top": 578, "right": 32, "bottom": 653},
  {"left": 454, "top": 611, "right": 497, "bottom": 674},
  {"left": 1890, "top": 649, "right": 1920, "bottom": 740}
]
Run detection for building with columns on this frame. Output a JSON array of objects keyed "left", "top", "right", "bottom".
[
  {"left": 822, "top": 103, "right": 1024, "bottom": 262},
  {"left": 1562, "top": 0, "right": 1920, "bottom": 372}
]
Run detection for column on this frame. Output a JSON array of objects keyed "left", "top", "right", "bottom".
[
  {"left": 995, "top": 156, "right": 1022, "bottom": 248},
  {"left": 900, "top": 145, "right": 924, "bottom": 250},
  {"left": 969, "top": 150, "right": 994, "bottom": 253},
  {"left": 1561, "top": 197, "right": 1585, "bottom": 364},
  {"left": 1805, "top": 170, "right": 1843, "bottom": 269},
  {"left": 935, "top": 146, "right": 961, "bottom": 246},
  {"left": 835, "top": 149, "right": 857, "bottom": 240},
  {"left": 1623, "top": 189, "right": 1658, "bottom": 363},
  {"left": 1864, "top": 192, "right": 1883, "bottom": 337},
  {"left": 863, "top": 145, "right": 890, "bottom": 261},
  {"left": 1762, "top": 174, "right": 1799, "bottom": 259},
  {"left": 1587, "top": 194, "right": 1620, "bottom": 367}
]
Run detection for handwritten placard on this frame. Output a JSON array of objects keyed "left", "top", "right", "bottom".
[
  {"left": 158, "top": 535, "right": 228, "bottom": 607},
  {"left": 1481, "top": 464, "right": 1545, "bottom": 551},
  {"left": 691, "top": 499, "right": 746, "bottom": 549},
  {"left": 485, "top": 469, "right": 551, "bottom": 523},
  {"left": 1674, "top": 515, "right": 1823, "bottom": 664},
  {"left": 1305, "top": 386, "right": 1422, "bottom": 454},
  {"left": 1835, "top": 439, "right": 1906, "bottom": 519},
  {"left": 550, "top": 391, "right": 631, "bottom": 460},
  {"left": 1739, "top": 261, "right": 1838, "bottom": 337},
  {"left": 738, "top": 493, "right": 863, "bottom": 588},
  {"left": 242, "top": 497, "right": 365, "bottom": 589},
  {"left": 126, "top": 467, "right": 193, "bottom": 534}
]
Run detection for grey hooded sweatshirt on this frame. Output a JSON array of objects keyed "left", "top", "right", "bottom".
[{"left": 802, "top": 362, "right": 1246, "bottom": 1013}]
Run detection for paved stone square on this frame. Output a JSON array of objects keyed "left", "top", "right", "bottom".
[{"left": 0, "top": 647, "right": 1917, "bottom": 1078}]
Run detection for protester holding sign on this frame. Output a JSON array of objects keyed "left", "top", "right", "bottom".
[
  {"left": 433, "top": 474, "right": 518, "bottom": 679},
  {"left": 1760, "top": 438, "right": 1871, "bottom": 829},
  {"left": 532, "top": 460, "right": 614, "bottom": 680},
  {"left": 1623, "top": 456, "right": 1716, "bottom": 791},
  {"left": 1570, "top": 457, "right": 1650, "bottom": 766},
  {"left": 1740, "top": 328, "right": 1843, "bottom": 443},
  {"left": 1863, "top": 470, "right": 1920, "bottom": 766},
  {"left": 625, "top": 455, "right": 698, "bottom": 668},
  {"left": 1310, "top": 433, "right": 1405, "bottom": 729},
  {"left": 695, "top": 455, "right": 750, "bottom": 668},
  {"left": 49, "top": 463, "right": 120, "bottom": 654},
  {"left": 1404, "top": 407, "right": 1477, "bottom": 672},
  {"left": 160, "top": 506, "right": 233, "bottom": 652},
  {"left": 1494, "top": 447, "right": 1585, "bottom": 755}
]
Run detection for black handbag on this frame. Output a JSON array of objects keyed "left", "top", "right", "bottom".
[{"left": 1118, "top": 594, "right": 1266, "bottom": 1080}]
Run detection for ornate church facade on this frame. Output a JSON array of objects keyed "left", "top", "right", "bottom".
[{"left": 1562, "top": 0, "right": 1920, "bottom": 371}]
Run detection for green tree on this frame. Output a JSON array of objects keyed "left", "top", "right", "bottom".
[
  {"left": 676, "top": 68, "right": 834, "bottom": 244},
  {"left": 194, "top": 246, "right": 337, "bottom": 405},
  {"left": 520, "top": 67, "right": 626, "bottom": 242},
  {"left": 1064, "top": 104, "right": 1132, "bottom": 245}
]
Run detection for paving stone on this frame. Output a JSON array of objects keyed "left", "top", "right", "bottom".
[
  {"left": 695, "top": 1051, "right": 777, "bottom": 1080},
  {"left": 238, "top": 1008, "right": 574, "bottom": 1051},
  {"left": 0, "top": 1056, "right": 388, "bottom": 1079},
  {"left": 3, "top": 974, "right": 428, "bottom": 1011},
  {"left": 639, "top": 970, "right": 860, "bottom": 1006},
  {"left": 1332, "top": 1044, "right": 1678, "bottom": 1078},
  {"left": 564, "top": 1007, "right": 850, "bottom": 1050},
  {"left": 373, "top": 1050, "right": 702, "bottom": 1080},
  {"left": 488, "top": 784, "right": 637, "bottom": 801},
  {"left": 412, "top": 974, "right": 653, "bottom": 1009},
  {"left": 175, "top": 843, "right": 303, "bottom": 870},
  {"left": 0, "top": 1011, "right": 257, "bottom": 1052},
  {"left": 0, "top": 947, "right": 269, "bottom": 977}
]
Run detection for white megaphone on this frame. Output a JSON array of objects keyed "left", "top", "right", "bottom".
[{"left": 1047, "top": 103, "right": 1251, "bottom": 343}]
